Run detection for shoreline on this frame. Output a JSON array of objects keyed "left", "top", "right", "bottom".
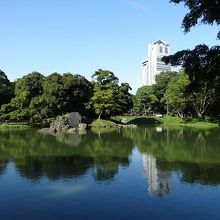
[{"left": 0, "top": 116, "right": 219, "bottom": 130}]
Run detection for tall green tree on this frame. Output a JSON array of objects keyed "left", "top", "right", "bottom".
[
  {"left": 114, "top": 83, "right": 133, "bottom": 115},
  {"left": 163, "top": 45, "right": 220, "bottom": 117},
  {"left": 90, "top": 69, "right": 119, "bottom": 119},
  {"left": 164, "top": 0, "right": 220, "bottom": 117},
  {"left": 165, "top": 72, "right": 189, "bottom": 117},
  {"left": 153, "top": 71, "right": 177, "bottom": 114},
  {"left": 134, "top": 85, "right": 157, "bottom": 115},
  {"left": 0, "top": 72, "right": 44, "bottom": 120},
  {"left": 15, "top": 71, "right": 44, "bottom": 100},
  {"left": 61, "top": 73, "right": 93, "bottom": 113},
  {"left": 170, "top": 0, "right": 220, "bottom": 39},
  {"left": 162, "top": 45, "right": 220, "bottom": 87},
  {"left": 92, "top": 69, "right": 119, "bottom": 85},
  {"left": 30, "top": 73, "right": 93, "bottom": 121},
  {"left": 91, "top": 89, "right": 115, "bottom": 119},
  {"left": 0, "top": 70, "right": 14, "bottom": 107},
  {"left": 189, "top": 84, "right": 215, "bottom": 118}
]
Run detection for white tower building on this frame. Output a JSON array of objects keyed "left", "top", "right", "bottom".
[{"left": 142, "top": 40, "right": 171, "bottom": 85}]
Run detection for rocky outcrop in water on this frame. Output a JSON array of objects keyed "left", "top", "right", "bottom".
[{"left": 40, "top": 112, "right": 87, "bottom": 134}]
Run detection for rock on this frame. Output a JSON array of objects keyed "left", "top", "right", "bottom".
[
  {"left": 50, "top": 112, "right": 81, "bottom": 131},
  {"left": 66, "top": 128, "right": 76, "bottom": 134},
  {"left": 50, "top": 115, "right": 69, "bottom": 130},
  {"left": 41, "top": 113, "right": 88, "bottom": 135},
  {"left": 78, "top": 123, "right": 87, "bottom": 130},
  {"left": 68, "top": 112, "right": 80, "bottom": 128}
]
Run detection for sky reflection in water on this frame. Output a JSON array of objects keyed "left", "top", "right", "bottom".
[{"left": 0, "top": 127, "right": 220, "bottom": 219}]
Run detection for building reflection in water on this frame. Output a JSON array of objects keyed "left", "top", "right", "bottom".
[{"left": 143, "top": 154, "right": 172, "bottom": 197}]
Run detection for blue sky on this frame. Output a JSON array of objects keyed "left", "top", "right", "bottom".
[{"left": 0, "top": 0, "right": 219, "bottom": 93}]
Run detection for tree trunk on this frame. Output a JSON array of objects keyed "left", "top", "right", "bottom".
[
  {"left": 197, "top": 112, "right": 202, "bottom": 118},
  {"left": 98, "top": 113, "right": 102, "bottom": 120},
  {"left": 178, "top": 112, "right": 184, "bottom": 118},
  {"left": 166, "top": 104, "right": 169, "bottom": 115},
  {"left": 143, "top": 103, "right": 147, "bottom": 115}
]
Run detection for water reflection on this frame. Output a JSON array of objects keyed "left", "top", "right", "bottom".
[
  {"left": 0, "top": 159, "right": 8, "bottom": 175},
  {"left": 133, "top": 127, "right": 220, "bottom": 186},
  {"left": 0, "top": 129, "right": 133, "bottom": 182},
  {"left": 0, "top": 127, "right": 220, "bottom": 187},
  {"left": 143, "top": 154, "right": 172, "bottom": 197}
]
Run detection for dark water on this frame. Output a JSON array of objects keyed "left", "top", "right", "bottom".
[{"left": 0, "top": 127, "right": 220, "bottom": 220}]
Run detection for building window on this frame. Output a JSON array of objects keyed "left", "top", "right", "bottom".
[
  {"left": 165, "top": 47, "right": 168, "bottom": 53},
  {"left": 160, "top": 46, "right": 163, "bottom": 53}
]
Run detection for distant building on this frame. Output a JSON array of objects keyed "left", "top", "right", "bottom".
[
  {"left": 142, "top": 40, "right": 171, "bottom": 85},
  {"left": 143, "top": 154, "right": 172, "bottom": 197}
]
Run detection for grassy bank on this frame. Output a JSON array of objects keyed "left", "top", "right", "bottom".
[
  {"left": 161, "top": 116, "right": 219, "bottom": 128},
  {"left": 91, "top": 119, "right": 118, "bottom": 128},
  {"left": 0, "top": 123, "right": 31, "bottom": 129},
  {"left": 90, "top": 119, "right": 137, "bottom": 128},
  {"left": 111, "top": 116, "right": 161, "bottom": 125},
  {"left": 1, "top": 116, "right": 218, "bottom": 130},
  {"left": 111, "top": 116, "right": 219, "bottom": 129}
]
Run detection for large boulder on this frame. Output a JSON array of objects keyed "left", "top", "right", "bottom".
[
  {"left": 50, "top": 115, "right": 69, "bottom": 130},
  {"left": 49, "top": 112, "right": 86, "bottom": 132},
  {"left": 68, "top": 112, "right": 80, "bottom": 128},
  {"left": 78, "top": 123, "right": 87, "bottom": 130}
]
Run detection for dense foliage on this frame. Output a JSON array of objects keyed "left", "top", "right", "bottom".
[
  {"left": 170, "top": 0, "right": 220, "bottom": 39},
  {"left": 90, "top": 69, "right": 133, "bottom": 119},
  {"left": 160, "top": 0, "right": 220, "bottom": 118},
  {"left": 0, "top": 69, "right": 133, "bottom": 123},
  {"left": 0, "top": 70, "right": 14, "bottom": 107},
  {"left": 133, "top": 70, "right": 220, "bottom": 118},
  {"left": 1, "top": 1, "right": 219, "bottom": 122}
]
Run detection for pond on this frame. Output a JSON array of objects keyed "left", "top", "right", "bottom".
[{"left": 0, "top": 127, "right": 220, "bottom": 219}]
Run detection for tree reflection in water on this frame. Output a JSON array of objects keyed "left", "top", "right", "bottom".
[
  {"left": 0, "top": 129, "right": 133, "bottom": 182},
  {"left": 128, "top": 127, "right": 220, "bottom": 186},
  {"left": 0, "top": 127, "right": 220, "bottom": 187}
]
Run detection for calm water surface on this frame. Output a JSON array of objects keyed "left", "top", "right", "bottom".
[{"left": 0, "top": 127, "right": 220, "bottom": 220}]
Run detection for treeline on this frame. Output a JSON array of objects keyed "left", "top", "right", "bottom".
[
  {"left": 153, "top": 0, "right": 220, "bottom": 119},
  {"left": 133, "top": 0, "right": 220, "bottom": 119},
  {"left": 0, "top": 69, "right": 133, "bottom": 123},
  {"left": 1, "top": 63, "right": 220, "bottom": 124},
  {"left": 134, "top": 56, "right": 220, "bottom": 119}
]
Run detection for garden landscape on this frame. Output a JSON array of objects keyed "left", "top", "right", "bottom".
[{"left": 0, "top": 0, "right": 220, "bottom": 219}]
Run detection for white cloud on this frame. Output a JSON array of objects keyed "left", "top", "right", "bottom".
[{"left": 122, "top": 0, "right": 148, "bottom": 12}]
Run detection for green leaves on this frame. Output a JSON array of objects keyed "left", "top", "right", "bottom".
[
  {"left": 170, "top": 0, "right": 220, "bottom": 39},
  {"left": 92, "top": 69, "right": 119, "bottom": 86},
  {"left": 165, "top": 72, "right": 190, "bottom": 116},
  {"left": 162, "top": 44, "right": 220, "bottom": 117},
  {"left": 0, "top": 72, "right": 93, "bottom": 122},
  {"left": 134, "top": 85, "right": 158, "bottom": 114},
  {"left": 90, "top": 69, "right": 132, "bottom": 119},
  {"left": 0, "top": 70, "right": 14, "bottom": 107},
  {"left": 0, "top": 69, "right": 132, "bottom": 122}
]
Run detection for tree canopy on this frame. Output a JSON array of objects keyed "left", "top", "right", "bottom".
[
  {"left": 165, "top": 72, "right": 189, "bottom": 117},
  {"left": 90, "top": 69, "right": 132, "bottom": 119},
  {"left": 134, "top": 85, "right": 157, "bottom": 115},
  {"left": 160, "top": 1, "right": 220, "bottom": 118},
  {"left": 170, "top": 0, "right": 220, "bottom": 39},
  {"left": 0, "top": 69, "right": 133, "bottom": 122},
  {"left": 162, "top": 45, "right": 220, "bottom": 117},
  {"left": 0, "top": 70, "right": 14, "bottom": 107}
]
